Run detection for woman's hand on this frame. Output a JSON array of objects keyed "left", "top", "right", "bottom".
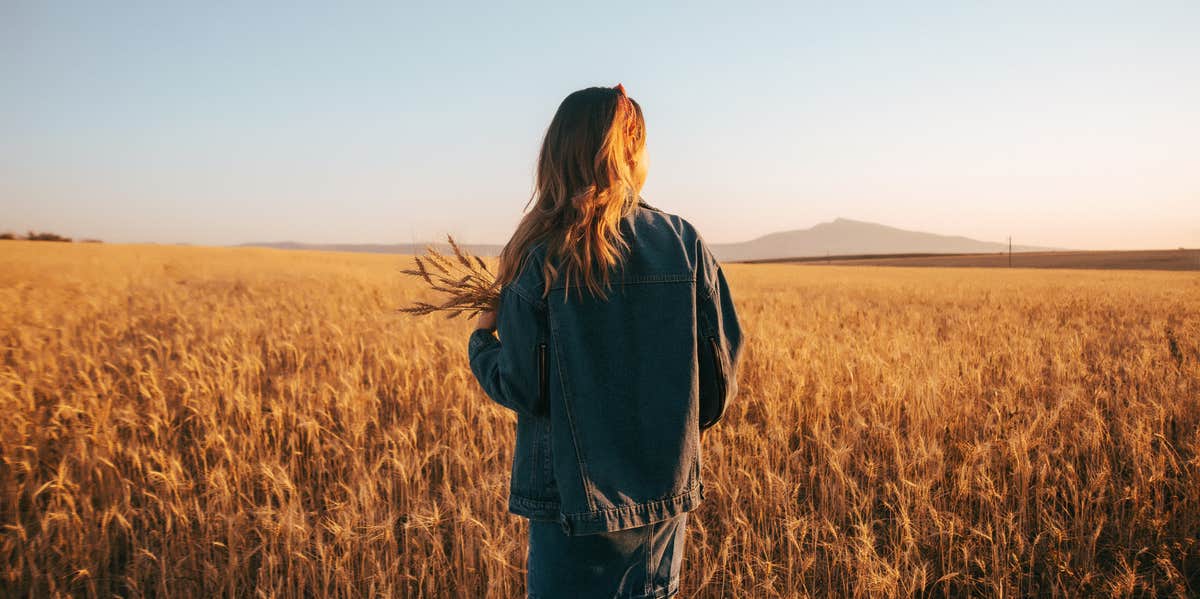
[{"left": 475, "top": 309, "right": 497, "bottom": 332}]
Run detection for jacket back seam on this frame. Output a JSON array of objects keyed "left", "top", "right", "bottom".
[{"left": 546, "top": 307, "right": 600, "bottom": 513}]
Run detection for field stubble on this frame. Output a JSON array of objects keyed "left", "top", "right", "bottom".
[{"left": 1, "top": 241, "right": 1198, "bottom": 597}]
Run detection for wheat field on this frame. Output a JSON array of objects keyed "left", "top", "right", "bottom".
[{"left": 1, "top": 241, "right": 1197, "bottom": 598}]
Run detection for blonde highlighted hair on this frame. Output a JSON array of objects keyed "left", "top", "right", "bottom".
[{"left": 495, "top": 84, "right": 647, "bottom": 301}]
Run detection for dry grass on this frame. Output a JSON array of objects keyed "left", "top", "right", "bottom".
[{"left": 1, "top": 240, "right": 1198, "bottom": 598}]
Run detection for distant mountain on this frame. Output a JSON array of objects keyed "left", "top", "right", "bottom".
[
  {"left": 239, "top": 218, "right": 1056, "bottom": 262},
  {"left": 708, "top": 218, "right": 1055, "bottom": 262}
]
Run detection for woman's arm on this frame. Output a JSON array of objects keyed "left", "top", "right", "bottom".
[
  {"left": 697, "top": 242, "right": 744, "bottom": 429},
  {"left": 467, "top": 284, "right": 547, "bottom": 417}
]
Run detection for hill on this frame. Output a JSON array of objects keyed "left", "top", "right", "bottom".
[{"left": 709, "top": 218, "right": 1053, "bottom": 262}]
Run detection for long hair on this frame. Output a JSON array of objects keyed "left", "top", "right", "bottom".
[{"left": 495, "top": 84, "right": 647, "bottom": 301}]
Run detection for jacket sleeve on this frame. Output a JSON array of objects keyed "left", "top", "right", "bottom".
[
  {"left": 467, "top": 282, "right": 547, "bottom": 417},
  {"left": 696, "top": 242, "right": 744, "bottom": 429}
]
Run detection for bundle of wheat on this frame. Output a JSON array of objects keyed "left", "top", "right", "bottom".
[{"left": 398, "top": 235, "right": 500, "bottom": 319}]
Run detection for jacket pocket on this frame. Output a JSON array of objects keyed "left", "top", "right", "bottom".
[
  {"left": 512, "top": 412, "right": 558, "bottom": 501},
  {"left": 700, "top": 334, "right": 727, "bottom": 430},
  {"left": 537, "top": 341, "right": 549, "bottom": 413}
]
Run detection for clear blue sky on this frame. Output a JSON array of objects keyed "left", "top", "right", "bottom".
[{"left": 3, "top": 1, "right": 1198, "bottom": 249}]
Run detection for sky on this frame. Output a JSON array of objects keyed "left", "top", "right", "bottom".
[{"left": 2, "top": 1, "right": 1198, "bottom": 250}]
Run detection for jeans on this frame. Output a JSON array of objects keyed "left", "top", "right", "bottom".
[{"left": 526, "top": 512, "right": 688, "bottom": 598}]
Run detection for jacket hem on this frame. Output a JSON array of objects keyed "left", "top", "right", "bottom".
[
  {"left": 508, "top": 480, "right": 706, "bottom": 536},
  {"left": 559, "top": 481, "right": 704, "bottom": 536}
]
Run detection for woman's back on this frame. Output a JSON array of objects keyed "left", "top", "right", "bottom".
[
  {"left": 470, "top": 198, "right": 742, "bottom": 535},
  {"left": 469, "top": 197, "right": 742, "bottom": 598},
  {"left": 538, "top": 199, "right": 739, "bottom": 533}
]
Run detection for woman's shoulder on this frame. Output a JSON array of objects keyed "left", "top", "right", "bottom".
[
  {"left": 507, "top": 239, "right": 550, "bottom": 301},
  {"left": 634, "top": 200, "right": 706, "bottom": 248}
]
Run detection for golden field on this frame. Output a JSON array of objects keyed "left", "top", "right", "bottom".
[{"left": 1, "top": 241, "right": 1198, "bottom": 598}]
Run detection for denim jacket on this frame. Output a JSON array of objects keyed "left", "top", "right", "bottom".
[{"left": 467, "top": 199, "right": 744, "bottom": 536}]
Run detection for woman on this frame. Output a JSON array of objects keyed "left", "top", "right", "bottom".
[{"left": 467, "top": 84, "right": 744, "bottom": 599}]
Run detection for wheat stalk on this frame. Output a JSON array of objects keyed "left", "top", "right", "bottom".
[{"left": 397, "top": 234, "right": 500, "bottom": 319}]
